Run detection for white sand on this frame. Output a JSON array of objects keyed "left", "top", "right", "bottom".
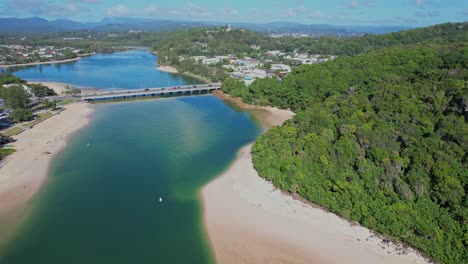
[
  {"left": 0, "top": 103, "right": 93, "bottom": 226},
  {"left": 202, "top": 108, "right": 430, "bottom": 264},
  {"left": 157, "top": 65, "right": 179, "bottom": 74}
]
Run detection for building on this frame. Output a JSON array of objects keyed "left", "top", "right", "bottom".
[{"left": 271, "top": 64, "right": 292, "bottom": 74}]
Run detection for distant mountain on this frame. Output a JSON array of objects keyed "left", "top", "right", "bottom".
[
  {"left": 50, "top": 19, "right": 87, "bottom": 31},
  {"left": 0, "top": 17, "right": 59, "bottom": 33},
  {"left": 0, "top": 17, "right": 411, "bottom": 35}
]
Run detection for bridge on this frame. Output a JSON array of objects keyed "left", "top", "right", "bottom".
[{"left": 80, "top": 83, "right": 222, "bottom": 102}]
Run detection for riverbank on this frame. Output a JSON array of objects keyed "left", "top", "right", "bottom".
[
  {"left": 157, "top": 65, "right": 179, "bottom": 74},
  {"left": 0, "top": 57, "right": 80, "bottom": 68},
  {"left": 202, "top": 93, "right": 430, "bottom": 264},
  {"left": 156, "top": 64, "right": 212, "bottom": 84},
  {"left": 0, "top": 103, "right": 93, "bottom": 243}
]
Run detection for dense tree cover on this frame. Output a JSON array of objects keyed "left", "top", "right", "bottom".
[
  {"left": 0, "top": 73, "right": 25, "bottom": 85},
  {"left": 153, "top": 23, "right": 466, "bottom": 60},
  {"left": 0, "top": 85, "right": 30, "bottom": 109},
  {"left": 274, "top": 22, "right": 467, "bottom": 55},
  {"left": 29, "top": 83, "right": 57, "bottom": 97},
  {"left": 44, "top": 100, "right": 57, "bottom": 110},
  {"left": 152, "top": 26, "right": 275, "bottom": 59},
  {"left": 154, "top": 23, "right": 466, "bottom": 82},
  {"left": 176, "top": 58, "right": 228, "bottom": 82},
  {"left": 9, "top": 108, "right": 32, "bottom": 122},
  {"left": 225, "top": 43, "right": 467, "bottom": 263}
]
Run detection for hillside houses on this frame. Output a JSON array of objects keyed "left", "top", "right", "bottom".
[{"left": 0, "top": 45, "right": 84, "bottom": 65}]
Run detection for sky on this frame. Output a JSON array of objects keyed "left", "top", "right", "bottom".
[{"left": 0, "top": 0, "right": 467, "bottom": 26}]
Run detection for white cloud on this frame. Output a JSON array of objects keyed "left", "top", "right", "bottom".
[
  {"left": 342, "top": 0, "right": 376, "bottom": 9},
  {"left": 288, "top": 8, "right": 297, "bottom": 17},
  {"left": 309, "top": 10, "right": 322, "bottom": 18},
  {"left": 186, "top": 1, "right": 210, "bottom": 16},
  {"left": 145, "top": 4, "right": 158, "bottom": 16},
  {"left": 415, "top": 10, "right": 440, "bottom": 17},
  {"left": 107, "top": 4, "right": 130, "bottom": 17},
  {"left": 6, "top": 0, "right": 89, "bottom": 17},
  {"left": 223, "top": 8, "right": 239, "bottom": 17},
  {"left": 412, "top": 0, "right": 432, "bottom": 8},
  {"left": 281, "top": 5, "right": 318, "bottom": 18},
  {"left": 71, "top": 0, "right": 102, "bottom": 3}
]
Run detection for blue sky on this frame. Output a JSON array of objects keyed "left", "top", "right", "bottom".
[{"left": 1, "top": 0, "right": 467, "bottom": 26}]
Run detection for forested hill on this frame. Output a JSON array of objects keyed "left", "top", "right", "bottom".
[
  {"left": 298, "top": 22, "right": 467, "bottom": 55},
  {"left": 151, "top": 22, "right": 467, "bottom": 59},
  {"left": 221, "top": 25, "right": 467, "bottom": 264}
]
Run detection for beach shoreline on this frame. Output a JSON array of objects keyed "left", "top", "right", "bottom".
[
  {"left": 157, "top": 64, "right": 179, "bottom": 74},
  {"left": 202, "top": 94, "right": 430, "bottom": 264},
  {"left": 0, "top": 57, "right": 81, "bottom": 68},
  {"left": 0, "top": 103, "right": 93, "bottom": 244}
]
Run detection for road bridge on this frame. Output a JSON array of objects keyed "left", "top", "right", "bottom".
[{"left": 81, "top": 83, "right": 221, "bottom": 102}]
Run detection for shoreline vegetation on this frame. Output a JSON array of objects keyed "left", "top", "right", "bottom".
[
  {"left": 204, "top": 91, "right": 431, "bottom": 264},
  {"left": 0, "top": 53, "right": 95, "bottom": 68},
  {"left": 153, "top": 51, "right": 212, "bottom": 84},
  {"left": 0, "top": 103, "right": 93, "bottom": 245},
  {"left": 27, "top": 81, "right": 73, "bottom": 95},
  {"left": 156, "top": 63, "right": 213, "bottom": 84}
]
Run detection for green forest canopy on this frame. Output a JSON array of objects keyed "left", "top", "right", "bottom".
[{"left": 221, "top": 24, "right": 467, "bottom": 264}]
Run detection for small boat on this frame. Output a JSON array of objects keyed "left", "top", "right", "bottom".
[{"left": 159, "top": 196, "right": 163, "bottom": 203}]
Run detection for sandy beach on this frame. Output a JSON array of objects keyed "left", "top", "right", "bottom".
[
  {"left": 202, "top": 106, "right": 430, "bottom": 264},
  {"left": 0, "top": 57, "right": 80, "bottom": 68},
  {"left": 0, "top": 103, "right": 93, "bottom": 240},
  {"left": 157, "top": 65, "right": 179, "bottom": 74}
]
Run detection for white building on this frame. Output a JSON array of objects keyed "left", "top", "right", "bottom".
[{"left": 271, "top": 64, "right": 292, "bottom": 73}]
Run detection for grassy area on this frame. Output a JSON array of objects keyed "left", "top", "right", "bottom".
[
  {"left": 57, "top": 99, "right": 74, "bottom": 106},
  {"left": 0, "top": 148, "right": 15, "bottom": 159},
  {"left": 24, "top": 111, "right": 54, "bottom": 128},
  {"left": 3, "top": 127, "right": 24, "bottom": 137},
  {"left": 2, "top": 111, "right": 57, "bottom": 137}
]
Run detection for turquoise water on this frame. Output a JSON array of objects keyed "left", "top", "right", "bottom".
[
  {"left": 0, "top": 97, "right": 262, "bottom": 263},
  {"left": 4, "top": 49, "right": 196, "bottom": 89}
]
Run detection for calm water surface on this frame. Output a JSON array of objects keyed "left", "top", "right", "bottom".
[
  {"left": 0, "top": 50, "right": 263, "bottom": 263},
  {"left": 0, "top": 97, "right": 262, "bottom": 263},
  {"left": 5, "top": 49, "right": 196, "bottom": 89}
]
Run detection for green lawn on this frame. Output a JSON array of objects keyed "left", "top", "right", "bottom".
[
  {"left": 3, "top": 127, "right": 24, "bottom": 137},
  {"left": 57, "top": 99, "right": 74, "bottom": 106},
  {"left": 24, "top": 111, "right": 54, "bottom": 128},
  {"left": 0, "top": 148, "right": 15, "bottom": 159}
]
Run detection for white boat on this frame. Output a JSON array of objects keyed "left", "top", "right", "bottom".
[{"left": 159, "top": 196, "right": 163, "bottom": 203}]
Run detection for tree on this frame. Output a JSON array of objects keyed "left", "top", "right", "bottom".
[
  {"left": 9, "top": 108, "right": 32, "bottom": 122},
  {"left": 44, "top": 100, "right": 57, "bottom": 109},
  {"left": 0, "top": 85, "right": 30, "bottom": 109},
  {"left": 29, "top": 84, "right": 57, "bottom": 97}
]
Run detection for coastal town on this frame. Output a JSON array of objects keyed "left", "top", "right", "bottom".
[
  {"left": 0, "top": 44, "right": 88, "bottom": 66},
  {"left": 187, "top": 49, "right": 336, "bottom": 85}
]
